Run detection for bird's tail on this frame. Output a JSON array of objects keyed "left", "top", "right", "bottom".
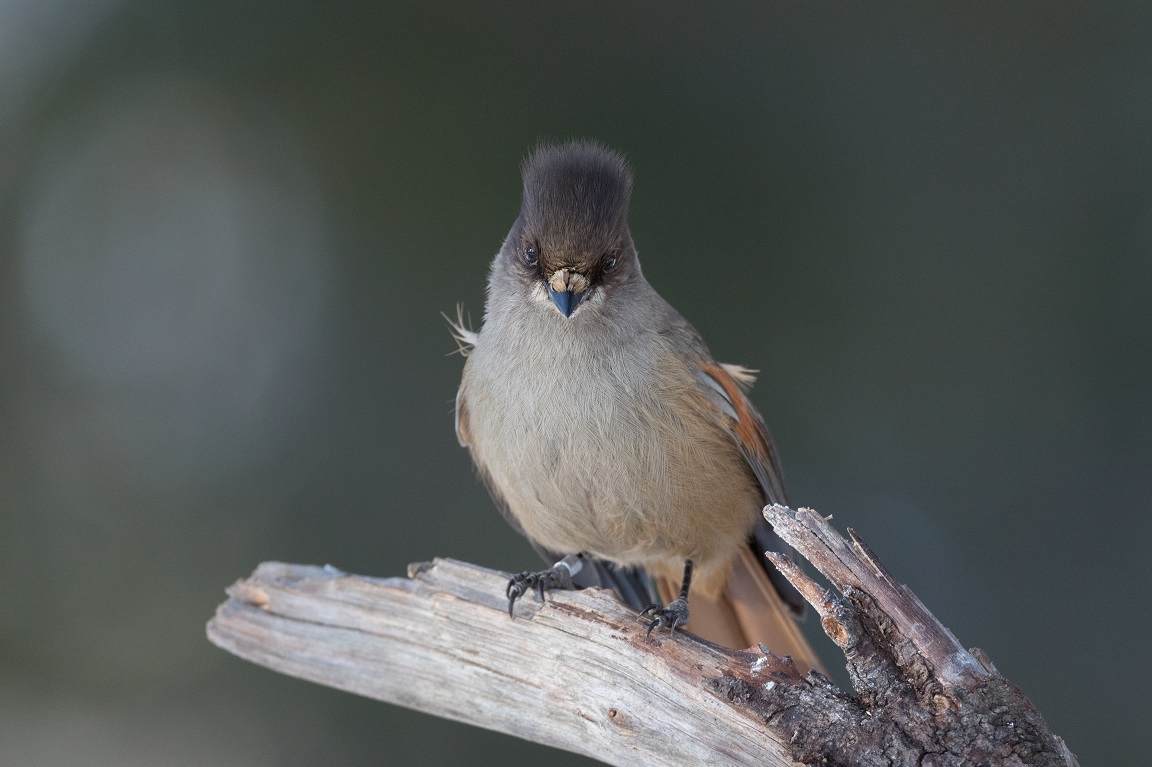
[{"left": 655, "top": 546, "right": 825, "bottom": 675}]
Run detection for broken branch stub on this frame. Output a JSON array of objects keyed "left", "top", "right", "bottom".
[{"left": 753, "top": 504, "right": 1080, "bottom": 766}]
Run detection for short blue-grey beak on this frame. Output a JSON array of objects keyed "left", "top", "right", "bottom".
[{"left": 547, "top": 285, "right": 587, "bottom": 318}]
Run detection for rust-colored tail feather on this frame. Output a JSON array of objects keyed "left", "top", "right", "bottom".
[{"left": 657, "top": 548, "right": 825, "bottom": 675}]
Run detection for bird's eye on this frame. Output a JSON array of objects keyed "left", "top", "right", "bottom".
[
  {"left": 523, "top": 245, "right": 538, "bottom": 265},
  {"left": 604, "top": 255, "right": 618, "bottom": 272}
]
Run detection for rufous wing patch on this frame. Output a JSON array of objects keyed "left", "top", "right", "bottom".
[
  {"left": 696, "top": 361, "right": 788, "bottom": 504},
  {"left": 698, "top": 362, "right": 769, "bottom": 463}
]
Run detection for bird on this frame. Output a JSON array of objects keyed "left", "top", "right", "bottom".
[{"left": 451, "top": 140, "right": 822, "bottom": 673}]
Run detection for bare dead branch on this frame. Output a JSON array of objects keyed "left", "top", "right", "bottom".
[{"left": 206, "top": 506, "right": 1080, "bottom": 767}]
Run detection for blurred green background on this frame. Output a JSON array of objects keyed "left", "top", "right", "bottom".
[{"left": 1, "top": 1, "right": 1147, "bottom": 764}]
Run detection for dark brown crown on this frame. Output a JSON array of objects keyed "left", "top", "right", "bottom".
[{"left": 519, "top": 141, "right": 633, "bottom": 272}]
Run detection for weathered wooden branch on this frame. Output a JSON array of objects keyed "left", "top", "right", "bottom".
[{"left": 207, "top": 505, "right": 1079, "bottom": 766}]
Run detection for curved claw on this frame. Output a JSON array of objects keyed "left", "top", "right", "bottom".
[
  {"left": 642, "top": 597, "right": 689, "bottom": 639},
  {"left": 505, "top": 565, "right": 575, "bottom": 619},
  {"left": 506, "top": 574, "right": 530, "bottom": 617},
  {"left": 508, "top": 587, "right": 526, "bottom": 617}
]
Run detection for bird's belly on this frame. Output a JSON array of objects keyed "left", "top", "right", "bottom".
[{"left": 467, "top": 359, "right": 761, "bottom": 574}]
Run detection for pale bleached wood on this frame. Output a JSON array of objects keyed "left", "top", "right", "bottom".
[
  {"left": 207, "top": 506, "right": 1081, "bottom": 766},
  {"left": 207, "top": 558, "right": 802, "bottom": 767}
]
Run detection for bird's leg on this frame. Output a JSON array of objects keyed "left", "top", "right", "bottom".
[
  {"left": 641, "top": 560, "right": 693, "bottom": 636},
  {"left": 506, "top": 553, "right": 584, "bottom": 617}
]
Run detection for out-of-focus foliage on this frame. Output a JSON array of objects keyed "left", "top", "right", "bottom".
[{"left": 1, "top": 2, "right": 1147, "bottom": 764}]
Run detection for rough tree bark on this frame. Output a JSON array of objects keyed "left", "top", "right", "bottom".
[{"left": 206, "top": 505, "right": 1079, "bottom": 766}]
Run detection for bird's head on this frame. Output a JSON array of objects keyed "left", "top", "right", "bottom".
[{"left": 497, "top": 141, "right": 636, "bottom": 319}]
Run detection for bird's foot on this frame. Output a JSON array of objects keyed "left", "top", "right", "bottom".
[
  {"left": 506, "top": 564, "right": 576, "bottom": 617},
  {"left": 641, "top": 596, "right": 690, "bottom": 637}
]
